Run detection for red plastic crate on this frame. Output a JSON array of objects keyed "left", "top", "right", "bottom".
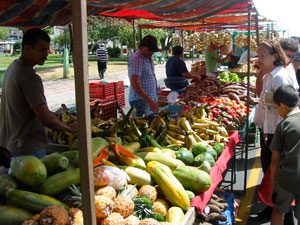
[
  {"left": 90, "top": 100, "right": 117, "bottom": 120},
  {"left": 90, "top": 95, "right": 115, "bottom": 104},
  {"left": 103, "top": 83, "right": 115, "bottom": 97},
  {"left": 114, "top": 81, "right": 125, "bottom": 94},
  {"left": 115, "top": 93, "right": 125, "bottom": 108}
]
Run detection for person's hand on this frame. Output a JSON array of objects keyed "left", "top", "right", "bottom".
[
  {"left": 148, "top": 99, "right": 159, "bottom": 113},
  {"left": 67, "top": 121, "right": 78, "bottom": 133}
]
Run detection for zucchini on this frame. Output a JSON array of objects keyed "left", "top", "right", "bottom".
[
  {"left": 39, "top": 168, "right": 80, "bottom": 196},
  {"left": 136, "top": 152, "right": 184, "bottom": 170},
  {"left": 146, "top": 161, "right": 190, "bottom": 211},
  {"left": 0, "top": 205, "right": 33, "bottom": 225},
  {"left": 6, "top": 189, "right": 68, "bottom": 212},
  {"left": 122, "top": 166, "right": 153, "bottom": 186},
  {"left": 42, "top": 152, "right": 69, "bottom": 175}
]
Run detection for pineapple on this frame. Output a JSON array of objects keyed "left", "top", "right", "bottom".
[
  {"left": 153, "top": 199, "right": 169, "bottom": 217},
  {"left": 68, "top": 208, "right": 83, "bottom": 225},
  {"left": 113, "top": 195, "right": 135, "bottom": 218},
  {"left": 95, "top": 195, "right": 114, "bottom": 219},
  {"left": 101, "top": 212, "right": 124, "bottom": 225},
  {"left": 96, "top": 186, "right": 117, "bottom": 200},
  {"left": 138, "top": 185, "right": 157, "bottom": 202},
  {"left": 62, "top": 184, "right": 82, "bottom": 208},
  {"left": 39, "top": 205, "right": 69, "bottom": 225},
  {"left": 139, "top": 218, "right": 160, "bottom": 225},
  {"left": 124, "top": 215, "right": 140, "bottom": 225}
]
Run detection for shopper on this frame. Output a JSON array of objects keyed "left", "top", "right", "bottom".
[
  {"left": 0, "top": 28, "right": 77, "bottom": 166},
  {"left": 166, "top": 45, "right": 201, "bottom": 81},
  {"left": 270, "top": 85, "right": 300, "bottom": 225},
  {"left": 96, "top": 43, "right": 108, "bottom": 79},
  {"left": 128, "top": 35, "right": 159, "bottom": 117},
  {"left": 253, "top": 41, "right": 298, "bottom": 223}
]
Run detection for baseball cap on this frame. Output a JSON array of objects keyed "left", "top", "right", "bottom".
[
  {"left": 140, "top": 35, "right": 159, "bottom": 52},
  {"left": 294, "top": 50, "right": 300, "bottom": 62}
]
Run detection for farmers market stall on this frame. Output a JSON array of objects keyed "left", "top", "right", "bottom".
[{"left": 0, "top": 1, "right": 262, "bottom": 225}]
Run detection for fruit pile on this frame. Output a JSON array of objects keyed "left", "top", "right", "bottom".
[{"left": 191, "top": 61, "right": 206, "bottom": 76}]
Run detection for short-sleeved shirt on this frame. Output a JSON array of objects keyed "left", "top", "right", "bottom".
[
  {"left": 0, "top": 59, "right": 47, "bottom": 155},
  {"left": 270, "top": 110, "right": 300, "bottom": 194},
  {"left": 205, "top": 50, "right": 219, "bottom": 73},
  {"left": 128, "top": 49, "right": 157, "bottom": 103},
  {"left": 262, "top": 65, "right": 299, "bottom": 134},
  {"left": 165, "top": 56, "right": 188, "bottom": 78},
  {"left": 96, "top": 47, "right": 107, "bottom": 62}
]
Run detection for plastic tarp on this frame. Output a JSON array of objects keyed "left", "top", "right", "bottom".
[{"left": 0, "top": 0, "right": 252, "bottom": 27}]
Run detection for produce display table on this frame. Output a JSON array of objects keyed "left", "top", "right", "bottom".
[{"left": 191, "top": 131, "right": 240, "bottom": 212}]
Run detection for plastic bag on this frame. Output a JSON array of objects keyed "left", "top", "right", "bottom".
[{"left": 94, "top": 165, "right": 129, "bottom": 190}]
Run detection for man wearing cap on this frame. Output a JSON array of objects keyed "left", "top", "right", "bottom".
[{"left": 128, "top": 35, "right": 159, "bottom": 117}]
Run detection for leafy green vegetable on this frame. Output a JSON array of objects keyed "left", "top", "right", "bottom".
[{"left": 218, "top": 71, "right": 241, "bottom": 82}]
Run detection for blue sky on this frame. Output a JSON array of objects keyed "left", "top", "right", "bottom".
[{"left": 253, "top": 0, "right": 300, "bottom": 37}]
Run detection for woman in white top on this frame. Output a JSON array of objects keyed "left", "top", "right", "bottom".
[{"left": 253, "top": 41, "right": 298, "bottom": 222}]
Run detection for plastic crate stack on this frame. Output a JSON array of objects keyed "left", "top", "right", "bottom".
[
  {"left": 89, "top": 81, "right": 117, "bottom": 120},
  {"left": 89, "top": 81, "right": 125, "bottom": 120},
  {"left": 114, "top": 81, "right": 125, "bottom": 108}
]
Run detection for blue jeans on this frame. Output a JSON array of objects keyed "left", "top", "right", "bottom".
[{"left": 130, "top": 100, "right": 151, "bottom": 117}]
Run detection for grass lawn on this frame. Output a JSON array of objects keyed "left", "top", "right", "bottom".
[{"left": 0, "top": 54, "right": 128, "bottom": 80}]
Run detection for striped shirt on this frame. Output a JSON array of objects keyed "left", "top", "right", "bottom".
[
  {"left": 262, "top": 65, "right": 299, "bottom": 134},
  {"left": 96, "top": 46, "right": 107, "bottom": 62},
  {"left": 128, "top": 49, "right": 157, "bottom": 103}
]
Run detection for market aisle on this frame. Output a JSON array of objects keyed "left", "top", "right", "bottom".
[{"left": 44, "top": 60, "right": 194, "bottom": 111}]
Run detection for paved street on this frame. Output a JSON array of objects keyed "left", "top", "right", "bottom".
[{"left": 44, "top": 60, "right": 194, "bottom": 111}]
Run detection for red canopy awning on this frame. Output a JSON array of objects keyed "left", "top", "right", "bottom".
[{"left": 0, "top": 0, "right": 254, "bottom": 27}]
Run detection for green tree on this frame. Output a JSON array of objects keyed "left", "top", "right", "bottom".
[
  {"left": 52, "top": 28, "right": 71, "bottom": 50},
  {"left": 0, "top": 27, "right": 9, "bottom": 40}
]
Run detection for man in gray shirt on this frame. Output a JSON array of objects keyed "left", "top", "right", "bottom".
[{"left": 0, "top": 28, "right": 77, "bottom": 167}]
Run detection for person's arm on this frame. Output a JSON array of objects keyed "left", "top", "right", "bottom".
[
  {"left": 130, "top": 75, "right": 158, "bottom": 112},
  {"left": 270, "top": 150, "right": 280, "bottom": 193},
  {"left": 182, "top": 71, "right": 201, "bottom": 80},
  {"left": 33, "top": 104, "right": 77, "bottom": 132},
  {"left": 256, "top": 68, "right": 267, "bottom": 96}
]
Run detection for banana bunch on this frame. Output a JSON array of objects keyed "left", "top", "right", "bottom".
[{"left": 163, "top": 106, "right": 229, "bottom": 149}]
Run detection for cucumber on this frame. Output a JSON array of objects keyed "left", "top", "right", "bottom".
[
  {"left": 0, "top": 174, "right": 18, "bottom": 196},
  {"left": 6, "top": 189, "right": 68, "bottom": 212},
  {"left": 0, "top": 205, "right": 33, "bottom": 225},
  {"left": 42, "top": 152, "right": 69, "bottom": 175},
  {"left": 39, "top": 168, "right": 80, "bottom": 196}
]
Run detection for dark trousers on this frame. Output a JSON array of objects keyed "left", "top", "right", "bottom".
[
  {"left": 259, "top": 129, "right": 273, "bottom": 173},
  {"left": 97, "top": 61, "right": 107, "bottom": 79},
  {"left": 259, "top": 129, "right": 294, "bottom": 224},
  {"left": 0, "top": 146, "right": 12, "bottom": 168}
]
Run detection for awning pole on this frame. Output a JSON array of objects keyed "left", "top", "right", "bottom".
[
  {"left": 133, "top": 19, "right": 136, "bottom": 51},
  {"left": 244, "top": 2, "right": 252, "bottom": 193},
  {"left": 72, "top": 0, "right": 96, "bottom": 224},
  {"left": 255, "top": 11, "right": 259, "bottom": 45}
]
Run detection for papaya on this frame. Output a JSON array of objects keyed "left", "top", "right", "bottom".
[
  {"left": 70, "top": 137, "right": 109, "bottom": 160},
  {"left": 175, "top": 148, "right": 194, "bottom": 165},
  {"left": 42, "top": 152, "right": 69, "bottom": 175},
  {"left": 206, "top": 146, "right": 218, "bottom": 161},
  {"left": 192, "top": 142, "right": 208, "bottom": 156},
  {"left": 173, "top": 165, "right": 211, "bottom": 194},
  {"left": 214, "top": 143, "right": 225, "bottom": 156},
  {"left": 0, "top": 205, "right": 33, "bottom": 225},
  {"left": 10, "top": 155, "right": 47, "bottom": 186}
]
